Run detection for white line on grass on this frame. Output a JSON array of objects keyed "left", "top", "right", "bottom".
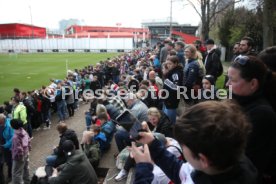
[{"left": 48, "top": 73, "right": 59, "bottom": 76}]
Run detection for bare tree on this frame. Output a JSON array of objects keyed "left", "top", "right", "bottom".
[
  {"left": 262, "top": 0, "right": 274, "bottom": 47},
  {"left": 248, "top": 0, "right": 275, "bottom": 48},
  {"left": 186, "top": 0, "right": 242, "bottom": 41}
]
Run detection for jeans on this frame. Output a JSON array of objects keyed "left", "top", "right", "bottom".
[
  {"left": 23, "top": 123, "right": 32, "bottom": 138},
  {"left": 12, "top": 155, "right": 30, "bottom": 184},
  {"left": 163, "top": 105, "right": 177, "bottom": 124},
  {"left": 56, "top": 100, "right": 66, "bottom": 121},
  {"left": 4, "top": 149, "right": 12, "bottom": 178},
  {"left": 115, "top": 128, "right": 131, "bottom": 152},
  {"left": 124, "top": 155, "right": 135, "bottom": 172},
  {"left": 46, "top": 155, "right": 57, "bottom": 167},
  {"left": 113, "top": 75, "right": 120, "bottom": 84},
  {"left": 67, "top": 103, "right": 74, "bottom": 117},
  {"left": 74, "top": 99, "right": 79, "bottom": 110},
  {"left": 42, "top": 110, "right": 50, "bottom": 127},
  {"left": 85, "top": 113, "right": 92, "bottom": 130},
  {"left": 0, "top": 163, "right": 4, "bottom": 184}
]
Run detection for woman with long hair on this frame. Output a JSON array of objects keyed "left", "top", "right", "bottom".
[
  {"left": 226, "top": 55, "right": 276, "bottom": 183},
  {"left": 162, "top": 56, "right": 183, "bottom": 124},
  {"left": 183, "top": 45, "right": 200, "bottom": 104}
]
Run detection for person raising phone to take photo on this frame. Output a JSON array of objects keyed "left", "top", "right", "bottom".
[{"left": 129, "top": 100, "right": 258, "bottom": 184}]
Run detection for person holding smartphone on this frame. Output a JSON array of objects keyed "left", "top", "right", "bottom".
[{"left": 129, "top": 100, "right": 258, "bottom": 184}]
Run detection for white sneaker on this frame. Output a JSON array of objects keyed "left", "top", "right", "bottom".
[
  {"left": 115, "top": 169, "right": 128, "bottom": 181},
  {"left": 43, "top": 126, "right": 50, "bottom": 130},
  {"left": 35, "top": 127, "right": 41, "bottom": 131}
]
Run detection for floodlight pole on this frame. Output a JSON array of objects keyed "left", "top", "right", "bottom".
[
  {"left": 169, "top": 0, "right": 173, "bottom": 38},
  {"left": 29, "top": 6, "right": 34, "bottom": 38}
]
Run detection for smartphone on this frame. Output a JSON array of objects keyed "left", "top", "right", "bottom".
[{"left": 116, "top": 110, "right": 138, "bottom": 131}]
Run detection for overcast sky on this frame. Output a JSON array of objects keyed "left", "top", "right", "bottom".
[{"left": 0, "top": 0, "right": 201, "bottom": 29}]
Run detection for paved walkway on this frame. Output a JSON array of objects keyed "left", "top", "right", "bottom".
[{"left": 29, "top": 102, "right": 89, "bottom": 173}]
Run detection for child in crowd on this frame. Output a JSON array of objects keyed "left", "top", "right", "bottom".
[
  {"left": 198, "top": 75, "right": 218, "bottom": 102},
  {"left": 91, "top": 125, "right": 107, "bottom": 154},
  {"left": 81, "top": 130, "right": 101, "bottom": 168},
  {"left": 130, "top": 100, "right": 258, "bottom": 184},
  {"left": 10, "top": 119, "right": 31, "bottom": 184},
  {"left": 97, "top": 112, "right": 116, "bottom": 151}
]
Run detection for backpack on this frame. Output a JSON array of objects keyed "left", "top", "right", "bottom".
[
  {"left": 30, "top": 165, "right": 54, "bottom": 184},
  {"left": 101, "top": 121, "right": 116, "bottom": 144},
  {"left": 84, "top": 142, "right": 101, "bottom": 168}
]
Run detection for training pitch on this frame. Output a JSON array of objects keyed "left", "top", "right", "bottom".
[{"left": 0, "top": 53, "right": 118, "bottom": 103}]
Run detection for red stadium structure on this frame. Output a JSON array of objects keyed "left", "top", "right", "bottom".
[
  {"left": 0, "top": 23, "right": 198, "bottom": 43},
  {"left": 65, "top": 25, "right": 149, "bottom": 39},
  {"left": 0, "top": 23, "right": 46, "bottom": 39},
  {"left": 171, "top": 30, "right": 200, "bottom": 44}
]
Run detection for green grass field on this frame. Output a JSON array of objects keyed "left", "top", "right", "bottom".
[
  {"left": 0, "top": 53, "right": 118, "bottom": 103},
  {"left": 216, "top": 61, "right": 230, "bottom": 89}
]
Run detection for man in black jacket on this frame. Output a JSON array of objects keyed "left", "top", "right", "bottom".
[
  {"left": 93, "top": 63, "right": 105, "bottom": 87},
  {"left": 90, "top": 75, "right": 101, "bottom": 97},
  {"left": 46, "top": 123, "right": 79, "bottom": 167},
  {"left": 204, "top": 39, "right": 223, "bottom": 81}
]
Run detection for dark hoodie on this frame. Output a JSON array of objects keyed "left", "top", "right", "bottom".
[
  {"left": 134, "top": 139, "right": 258, "bottom": 184},
  {"left": 163, "top": 65, "right": 183, "bottom": 109},
  {"left": 233, "top": 92, "right": 276, "bottom": 181},
  {"left": 154, "top": 111, "right": 173, "bottom": 138},
  {"left": 49, "top": 150, "right": 97, "bottom": 184}
]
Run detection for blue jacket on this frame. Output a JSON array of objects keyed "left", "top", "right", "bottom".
[
  {"left": 184, "top": 59, "right": 199, "bottom": 89},
  {"left": 94, "top": 132, "right": 107, "bottom": 153},
  {"left": 153, "top": 58, "right": 161, "bottom": 69},
  {"left": 177, "top": 50, "right": 185, "bottom": 68},
  {"left": 101, "top": 121, "right": 116, "bottom": 145},
  {"left": 1, "top": 118, "right": 14, "bottom": 150}
]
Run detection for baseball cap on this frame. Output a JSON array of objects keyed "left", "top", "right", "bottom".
[
  {"left": 205, "top": 39, "right": 215, "bottom": 45},
  {"left": 62, "top": 140, "right": 75, "bottom": 156}
]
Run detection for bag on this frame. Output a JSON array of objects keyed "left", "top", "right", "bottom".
[
  {"left": 30, "top": 165, "right": 53, "bottom": 184},
  {"left": 84, "top": 143, "right": 101, "bottom": 168}
]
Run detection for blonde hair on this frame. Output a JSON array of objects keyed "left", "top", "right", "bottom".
[
  {"left": 185, "top": 44, "right": 197, "bottom": 59},
  {"left": 196, "top": 51, "right": 203, "bottom": 61},
  {"left": 147, "top": 107, "right": 161, "bottom": 119},
  {"left": 96, "top": 104, "right": 107, "bottom": 116},
  {"left": 196, "top": 51, "right": 206, "bottom": 76}
]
